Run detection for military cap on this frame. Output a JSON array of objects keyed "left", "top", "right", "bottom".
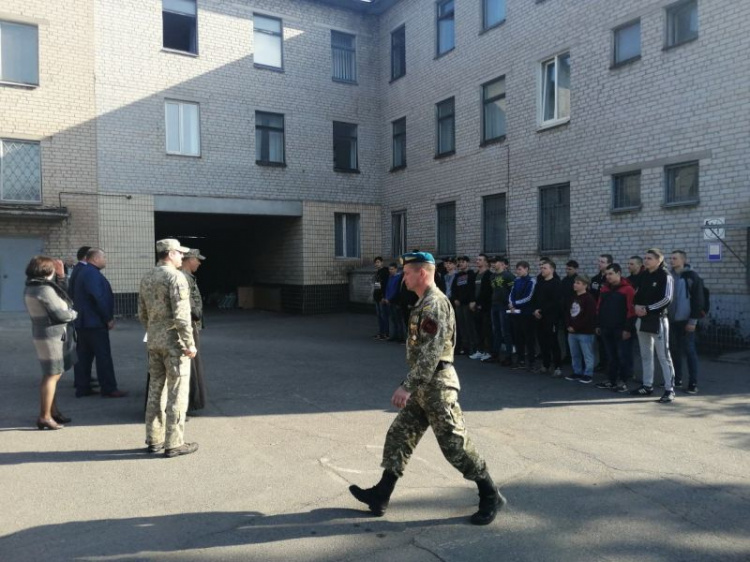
[
  {"left": 401, "top": 251, "right": 436, "bottom": 266},
  {"left": 156, "top": 238, "right": 190, "bottom": 253},
  {"left": 186, "top": 248, "right": 206, "bottom": 260}
]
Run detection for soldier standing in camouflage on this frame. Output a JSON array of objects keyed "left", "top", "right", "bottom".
[
  {"left": 349, "top": 252, "right": 506, "bottom": 525},
  {"left": 139, "top": 239, "right": 198, "bottom": 458},
  {"left": 181, "top": 248, "right": 207, "bottom": 413}
]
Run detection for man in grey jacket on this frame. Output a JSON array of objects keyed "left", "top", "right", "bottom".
[{"left": 668, "top": 250, "right": 705, "bottom": 394}]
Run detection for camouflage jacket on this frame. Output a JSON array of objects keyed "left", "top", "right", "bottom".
[
  {"left": 138, "top": 262, "right": 194, "bottom": 351},
  {"left": 181, "top": 269, "right": 203, "bottom": 323},
  {"left": 402, "top": 285, "right": 460, "bottom": 392}
]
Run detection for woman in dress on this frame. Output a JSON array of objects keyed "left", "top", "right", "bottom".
[{"left": 23, "top": 255, "right": 78, "bottom": 430}]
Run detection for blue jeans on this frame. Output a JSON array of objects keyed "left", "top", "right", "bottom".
[
  {"left": 568, "top": 333, "right": 595, "bottom": 376},
  {"left": 375, "top": 301, "right": 389, "bottom": 336},
  {"left": 669, "top": 320, "right": 699, "bottom": 385},
  {"left": 600, "top": 327, "right": 633, "bottom": 384}
]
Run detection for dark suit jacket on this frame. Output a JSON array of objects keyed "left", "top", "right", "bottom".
[
  {"left": 67, "top": 262, "right": 87, "bottom": 300},
  {"left": 73, "top": 264, "right": 114, "bottom": 329}
]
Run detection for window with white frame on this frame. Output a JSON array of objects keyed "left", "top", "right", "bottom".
[
  {"left": 666, "top": 0, "right": 698, "bottom": 48},
  {"left": 333, "top": 121, "right": 358, "bottom": 172},
  {"left": 0, "top": 20, "right": 39, "bottom": 85},
  {"left": 483, "top": 194, "right": 506, "bottom": 253},
  {"left": 255, "top": 111, "right": 285, "bottom": 165},
  {"left": 539, "top": 184, "right": 570, "bottom": 252},
  {"left": 0, "top": 139, "right": 41, "bottom": 203},
  {"left": 391, "top": 25, "right": 406, "bottom": 80},
  {"left": 483, "top": 0, "right": 506, "bottom": 30},
  {"left": 613, "top": 20, "right": 640, "bottom": 65},
  {"left": 482, "top": 77, "right": 506, "bottom": 143},
  {"left": 331, "top": 31, "right": 356, "bottom": 83},
  {"left": 541, "top": 52, "right": 570, "bottom": 125},
  {"left": 436, "top": 97, "right": 455, "bottom": 156},
  {"left": 392, "top": 117, "right": 406, "bottom": 170},
  {"left": 335, "top": 213, "right": 360, "bottom": 258},
  {"left": 665, "top": 162, "right": 699, "bottom": 205},
  {"left": 437, "top": 202, "right": 456, "bottom": 256},
  {"left": 391, "top": 210, "right": 407, "bottom": 258},
  {"left": 162, "top": 0, "right": 197, "bottom": 54},
  {"left": 254, "top": 14, "right": 283, "bottom": 69},
  {"left": 612, "top": 171, "right": 641, "bottom": 210},
  {"left": 436, "top": 0, "right": 455, "bottom": 56},
  {"left": 165, "top": 101, "right": 200, "bottom": 156}
]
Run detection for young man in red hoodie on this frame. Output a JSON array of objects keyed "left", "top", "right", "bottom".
[
  {"left": 595, "top": 264, "right": 636, "bottom": 393},
  {"left": 565, "top": 274, "right": 597, "bottom": 383}
]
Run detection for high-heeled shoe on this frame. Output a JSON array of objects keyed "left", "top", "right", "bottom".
[
  {"left": 36, "top": 418, "right": 64, "bottom": 430},
  {"left": 52, "top": 413, "right": 72, "bottom": 424}
]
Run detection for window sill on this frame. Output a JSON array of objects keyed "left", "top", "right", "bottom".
[
  {"left": 334, "top": 167, "right": 360, "bottom": 174},
  {"left": 0, "top": 80, "right": 38, "bottom": 89},
  {"left": 434, "top": 47, "right": 455, "bottom": 60},
  {"left": 479, "top": 19, "right": 506, "bottom": 35},
  {"left": 610, "top": 204, "right": 642, "bottom": 214},
  {"left": 434, "top": 150, "right": 456, "bottom": 160},
  {"left": 256, "top": 160, "right": 287, "bottom": 168},
  {"left": 389, "top": 74, "right": 406, "bottom": 84},
  {"left": 480, "top": 135, "right": 506, "bottom": 147},
  {"left": 663, "top": 36, "right": 698, "bottom": 51},
  {"left": 333, "top": 78, "right": 358, "bottom": 86},
  {"left": 537, "top": 118, "right": 570, "bottom": 132},
  {"left": 161, "top": 48, "right": 199, "bottom": 58},
  {"left": 662, "top": 199, "right": 700, "bottom": 209},
  {"left": 610, "top": 55, "right": 641, "bottom": 70},
  {"left": 254, "top": 63, "right": 285, "bottom": 73},
  {"left": 538, "top": 249, "right": 570, "bottom": 256},
  {"left": 390, "top": 164, "right": 407, "bottom": 173},
  {"left": 166, "top": 152, "right": 201, "bottom": 158}
]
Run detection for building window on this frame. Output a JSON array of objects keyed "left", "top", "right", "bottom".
[
  {"left": 335, "top": 213, "right": 360, "bottom": 258},
  {"left": 331, "top": 31, "right": 356, "bottom": 83},
  {"left": 541, "top": 52, "right": 570, "bottom": 125},
  {"left": 613, "top": 20, "right": 640, "bottom": 66},
  {"left": 254, "top": 14, "right": 283, "bottom": 69},
  {"left": 436, "top": 98, "right": 455, "bottom": 156},
  {"left": 333, "top": 122, "right": 358, "bottom": 172},
  {"left": 437, "top": 0, "right": 455, "bottom": 56},
  {"left": 392, "top": 118, "right": 406, "bottom": 170},
  {"left": 483, "top": 0, "right": 506, "bottom": 30},
  {"left": 666, "top": 0, "right": 698, "bottom": 48},
  {"left": 255, "top": 111, "right": 285, "bottom": 166},
  {"left": 539, "top": 184, "right": 570, "bottom": 252},
  {"left": 665, "top": 162, "right": 699, "bottom": 205},
  {"left": 0, "top": 20, "right": 39, "bottom": 85},
  {"left": 392, "top": 211, "right": 407, "bottom": 258},
  {"left": 165, "top": 101, "right": 200, "bottom": 156},
  {"left": 482, "top": 77, "right": 506, "bottom": 143},
  {"left": 612, "top": 171, "right": 641, "bottom": 210},
  {"left": 437, "top": 202, "right": 456, "bottom": 256},
  {"left": 483, "top": 194, "right": 506, "bottom": 253},
  {"left": 162, "top": 0, "right": 197, "bottom": 54},
  {"left": 0, "top": 139, "right": 41, "bottom": 203},
  {"left": 391, "top": 25, "right": 406, "bottom": 81}
]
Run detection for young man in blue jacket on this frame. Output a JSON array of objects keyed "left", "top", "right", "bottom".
[{"left": 508, "top": 261, "right": 537, "bottom": 371}]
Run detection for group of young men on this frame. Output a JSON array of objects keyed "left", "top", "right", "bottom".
[{"left": 372, "top": 247, "right": 707, "bottom": 404}]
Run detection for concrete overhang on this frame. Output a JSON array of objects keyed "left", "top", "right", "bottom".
[
  {"left": 0, "top": 205, "right": 69, "bottom": 220},
  {"left": 154, "top": 195, "right": 303, "bottom": 217}
]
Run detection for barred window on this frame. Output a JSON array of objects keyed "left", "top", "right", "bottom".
[
  {"left": 437, "top": 202, "right": 456, "bottom": 256},
  {"left": 0, "top": 139, "right": 41, "bottom": 203},
  {"left": 483, "top": 194, "right": 507, "bottom": 253},
  {"left": 665, "top": 162, "right": 699, "bottom": 205},
  {"left": 539, "top": 184, "right": 570, "bottom": 252},
  {"left": 612, "top": 171, "right": 641, "bottom": 210},
  {"left": 332, "top": 31, "right": 356, "bottom": 83}
]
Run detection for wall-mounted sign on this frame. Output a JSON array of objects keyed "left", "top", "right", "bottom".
[
  {"left": 707, "top": 243, "right": 721, "bottom": 262},
  {"left": 703, "top": 218, "right": 725, "bottom": 240}
]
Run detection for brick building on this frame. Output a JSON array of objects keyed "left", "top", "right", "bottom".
[{"left": 1, "top": 0, "right": 748, "bottom": 339}]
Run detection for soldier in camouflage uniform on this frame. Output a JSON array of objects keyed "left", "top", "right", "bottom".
[
  {"left": 181, "top": 248, "right": 206, "bottom": 412},
  {"left": 349, "top": 252, "right": 507, "bottom": 525},
  {"left": 139, "top": 239, "right": 199, "bottom": 458}
]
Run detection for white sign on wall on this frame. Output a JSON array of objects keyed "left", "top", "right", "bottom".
[{"left": 703, "top": 217, "right": 725, "bottom": 240}]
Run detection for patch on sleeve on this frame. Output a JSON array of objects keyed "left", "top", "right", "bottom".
[{"left": 421, "top": 318, "right": 438, "bottom": 335}]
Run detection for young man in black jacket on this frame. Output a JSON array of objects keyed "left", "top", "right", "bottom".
[
  {"left": 631, "top": 248, "right": 677, "bottom": 403},
  {"left": 451, "top": 256, "right": 478, "bottom": 356},
  {"left": 533, "top": 260, "right": 563, "bottom": 376},
  {"left": 372, "top": 257, "right": 390, "bottom": 340},
  {"left": 590, "top": 254, "right": 613, "bottom": 373}
]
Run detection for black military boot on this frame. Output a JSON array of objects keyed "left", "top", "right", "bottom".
[
  {"left": 470, "top": 473, "right": 507, "bottom": 525},
  {"left": 349, "top": 470, "right": 398, "bottom": 516}
]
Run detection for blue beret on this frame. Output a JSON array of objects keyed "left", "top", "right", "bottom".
[{"left": 401, "top": 251, "right": 436, "bottom": 265}]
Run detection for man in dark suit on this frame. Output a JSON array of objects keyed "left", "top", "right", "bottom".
[
  {"left": 72, "top": 248, "right": 127, "bottom": 398},
  {"left": 67, "top": 246, "right": 91, "bottom": 300}
]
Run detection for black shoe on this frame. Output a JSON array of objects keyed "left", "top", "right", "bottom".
[
  {"left": 75, "top": 388, "right": 98, "bottom": 398},
  {"left": 471, "top": 474, "right": 507, "bottom": 526},
  {"left": 630, "top": 385, "right": 654, "bottom": 396},
  {"left": 349, "top": 470, "right": 398, "bottom": 516},
  {"left": 565, "top": 373, "right": 582, "bottom": 381},
  {"left": 164, "top": 442, "right": 199, "bottom": 458},
  {"left": 675, "top": 379, "right": 683, "bottom": 387},
  {"left": 613, "top": 383, "right": 629, "bottom": 393},
  {"left": 579, "top": 376, "right": 593, "bottom": 384},
  {"left": 147, "top": 443, "right": 165, "bottom": 453},
  {"left": 595, "top": 381, "right": 616, "bottom": 390},
  {"left": 686, "top": 384, "right": 698, "bottom": 394},
  {"left": 658, "top": 391, "right": 676, "bottom": 403}
]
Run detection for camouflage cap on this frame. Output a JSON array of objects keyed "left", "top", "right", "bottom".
[
  {"left": 186, "top": 248, "right": 206, "bottom": 260},
  {"left": 156, "top": 238, "right": 190, "bottom": 253}
]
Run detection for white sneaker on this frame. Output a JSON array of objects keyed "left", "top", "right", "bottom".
[
  {"left": 480, "top": 352, "right": 493, "bottom": 361},
  {"left": 469, "top": 351, "right": 483, "bottom": 360}
]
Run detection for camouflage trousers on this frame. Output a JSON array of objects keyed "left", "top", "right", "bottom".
[
  {"left": 381, "top": 386, "right": 487, "bottom": 480},
  {"left": 145, "top": 348, "right": 190, "bottom": 449}
]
